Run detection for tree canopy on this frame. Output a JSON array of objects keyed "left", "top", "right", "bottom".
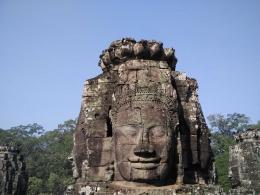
[
  {"left": 207, "top": 113, "right": 250, "bottom": 136},
  {"left": 0, "top": 119, "right": 76, "bottom": 195}
]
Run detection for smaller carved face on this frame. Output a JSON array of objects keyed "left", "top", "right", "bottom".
[
  {"left": 228, "top": 167, "right": 241, "bottom": 188},
  {"left": 66, "top": 185, "right": 75, "bottom": 193},
  {"left": 69, "top": 128, "right": 88, "bottom": 180},
  {"left": 113, "top": 103, "right": 174, "bottom": 182},
  {"left": 68, "top": 152, "right": 80, "bottom": 179}
]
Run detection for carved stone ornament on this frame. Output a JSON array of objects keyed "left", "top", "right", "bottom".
[
  {"left": 65, "top": 38, "right": 220, "bottom": 195},
  {"left": 0, "top": 143, "right": 28, "bottom": 195}
]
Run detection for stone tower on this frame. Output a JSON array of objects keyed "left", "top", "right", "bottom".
[
  {"left": 229, "top": 128, "right": 260, "bottom": 194},
  {"left": 66, "top": 38, "right": 219, "bottom": 195}
]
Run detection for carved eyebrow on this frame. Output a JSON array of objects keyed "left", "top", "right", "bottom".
[
  {"left": 116, "top": 124, "right": 141, "bottom": 129},
  {"left": 147, "top": 124, "right": 165, "bottom": 129}
]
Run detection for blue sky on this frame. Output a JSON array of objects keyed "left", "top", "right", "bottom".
[{"left": 0, "top": 1, "right": 259, "bottom": 131}]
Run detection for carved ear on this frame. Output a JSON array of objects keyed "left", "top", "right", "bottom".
[
  {"left": 175, "top": 124, "right": 179, "bottom": 135},
  {"left": 109, "top": 108, "right": 116, "bottom": 125},
  {"left": 108, "top": 109, "right": 112, "bottom": 120}
]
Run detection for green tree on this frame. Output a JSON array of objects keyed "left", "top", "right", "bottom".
[
  {"left": 251, "top": 120, "right": 260, "bottom": 128},
  {"left": 0, "top": 119, "right": 76, "bottom": 194},
  {"left": 215, "top": 151, "right": 232, "bottom": 192},
  {"left": 45, "top": 173, "right": 74, "bottom": 194},
  {"left": 209, "top": 133, "right": 236, "bottom": 192},
  {"left": 38, "top": 119, "right": 76, "bottom": 180},
  {"left": 0, "top": 128, "right": 14, "bottom": 144},
  {"left": 27, "top": 177, "right": 44, "bottom": 195},
  {"left": 207, "top": 113, "right": 250, "bottom": 136},
  {"left": 210, "top": 133, "right": 235, "bottom": 156},
  {"left": 46, "top": 173, "right": 62, "bottom": 194}
]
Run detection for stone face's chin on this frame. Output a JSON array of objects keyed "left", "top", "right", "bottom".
[
  {"left": 159, "top": 163, "right": 170, "bottom": 181},
  {"left": 230, "top": 178, "right": 241, "bottom": 188},
  {"left": 72, "top": 168, "right": 80, "bottom": 179},
  {"left": 117, "top": 162, "right": 131, "bottom": 181},
  {"left": 131, "top": 163, "right": 159, "bottom": 170},
  {"left": 131, "top": 162, "right": 160, "bottom": 181},
  {"left": 131, "top": 168, "right": 160, "bottom": 181}
]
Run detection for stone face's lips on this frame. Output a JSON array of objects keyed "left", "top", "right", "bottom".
[
  {"left": 131, "top": 163, "right": 159, "bottom": 170},
  {"left": 128, "top": 157, "right": 161, "bottom": 163}
]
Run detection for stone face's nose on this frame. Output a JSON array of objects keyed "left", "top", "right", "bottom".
[
  {"left": 134, "top": 129, "right": 155, "bottom": 155},
  {"left": 68, "top": 156, "right": 73, "bottom": 161},
  {"left": 142, "top": 129, "right": 149, "bottom": 143},
  {"left": 133, "top": 143, "right": 155, "bottom": 156}
]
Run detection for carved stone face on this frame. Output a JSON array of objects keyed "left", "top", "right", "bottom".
[
  {"left": 68, "top": 151, "right": 80, "bottom": 179},
  {"left": 69, "top": 122, "right": 89, "bottom": 180},
  {"left": 228, "top": 167, "right": 241, "bottom": 188},
  {"left": 113, "top": 103, "right": 174, "bottom": 182}
]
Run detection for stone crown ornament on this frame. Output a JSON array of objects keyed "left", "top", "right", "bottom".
[{"left": 98, "top": 38, "right": 177, "bottom": 72}]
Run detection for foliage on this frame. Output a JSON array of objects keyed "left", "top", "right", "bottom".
[
  {"left": 251, "top": 120, "right": 260, "bottom": 128},
  {"left": 0, "top": 119, "right": 76, "bottom": 195},
  {"left": 215, "top": 151, "right": 232, "bottom": 192},
  {"left": 207, "top": 113, "right": 250, "bottom": 136},
  {"left": 209, "top": 133, "right": 236, "bottom": 192},
  {"left": 28, "top": 177, "right": 44, "bottom": 195},
  {"left": 210, "top": 133, "right": 235, "bottom": 156}
]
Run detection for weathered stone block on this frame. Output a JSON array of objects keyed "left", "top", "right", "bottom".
[
  {"left": 83, "top": 83, "right": 99, "bottom": 97},
  {"left": 85, "top": 167, "right": 110, "bottom": 182},
  {"left": 191, "top": 151, "right": 199, "bottom": 164},
  {"left": 87, "top": 138, "right": 112, "bottom": 151},
  {"left": 190, "top": 141, "right": 197, "bottom": 151},
  {"left": 158, "top": 61, "right": 169, "bottom": 69},
  {"left": 83, "top": 106, "right": 109, "bottom": 120},
  {"left": 88, "top": 150, "right": 113, "bottom": 167},
  {"left": 74, "top": 131, "right": 86, "bottom": 142},
  {"left": 200, "top": 152, "right": 211, "bottom": 169},
  {"left": 86, "top": 119, "right": 108, "bottom": 138},
  {"left": 83, "top": 96, "right": 103, "bottom": 107}
]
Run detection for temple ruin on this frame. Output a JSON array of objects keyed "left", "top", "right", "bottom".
[
  {"left": 229, "top": 128, "right": 260, "bottom": 194},
  {"left": 0, "top": 143, "right": 28, "bottom": 195}
]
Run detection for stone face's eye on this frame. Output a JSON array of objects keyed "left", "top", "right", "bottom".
[
  {"left": 122, "top": 126, "right": 137, "bottom": 137},
  {"left": 150, "top": 126, "right": 166, "bottom": 137}
]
